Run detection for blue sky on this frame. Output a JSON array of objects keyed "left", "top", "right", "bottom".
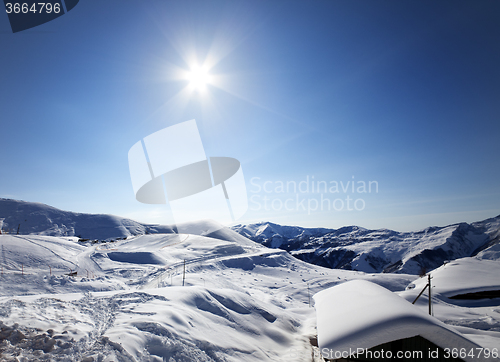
[{"left": 1, "top": 0, "right": 499, "bottom": 231}]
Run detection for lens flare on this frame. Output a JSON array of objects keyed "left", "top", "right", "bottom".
[{"left": 187, "top": 65, "right": 211, "bottom": 91}]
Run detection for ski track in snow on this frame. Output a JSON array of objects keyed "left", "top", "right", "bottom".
[
  {"left": 14, "top": 235, "right": 80, "bottom": 271},
  {"left": 0, "top": 228, "right": 499, "bottom": 361}
]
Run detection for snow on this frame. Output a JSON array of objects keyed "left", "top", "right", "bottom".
[
  {"left": 0, "top": 198, "right": 175, "bottom": 240},
  {"left": 403, "top": 257, "right": 500, "bottom": 298},
  {"left": 0, "top": 231, "right": 417, "bottom": 361},
  {"left": 1, "top": 228, "right": 498, "bottom": 361},
  {"left": 0, "top": 235, "right": 84, "bottom": 274},
  {"left": 0, "top": 199, "right": 499, "bottom": 361},
  {"left": 476, "top": 243, "right": 500, "bottom": 261},
  {"left": 398, "top": 257, "right": 500, "bottom": 351},
  {"left": 234, "top": 219, "right": 500, "bottom": 274},
  {"left": 313, "top": 280, "right": 489, "bottom": 362}
]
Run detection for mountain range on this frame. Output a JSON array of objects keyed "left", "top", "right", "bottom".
[
  {"left": 1, "top": 199, "right": 499, "bottom": 360},
  {"left": 0, "top": 198, "right": 174, "bottom": 240},
  {"left": 2, "top": 198, "right": 499, "bottom": 275},
  {"left": 231, "top": 217, "right": 500, "bottom": 274}
]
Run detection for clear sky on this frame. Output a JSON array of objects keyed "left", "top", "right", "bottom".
[{"left": 1, "top": 0, "right": 499, "bottom": 232}]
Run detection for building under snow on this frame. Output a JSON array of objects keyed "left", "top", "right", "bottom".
[{"left": 313, "top": 280, "right": 494, "bottom": 362}]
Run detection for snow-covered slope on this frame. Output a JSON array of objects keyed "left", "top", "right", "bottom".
[
  {"left": 398, "top": 257, "right": 500, "bottom": 350},
  {"left": 0, "top": 199, "right": 498, "bottom": 360},
  {"left": 0, "top": 198, "right": 175, "bottom": 241},
  {"left": 2, "top": 197, "right": 499, "bottom": 276},
  {"left": 403, "top": 257, "right": 500, "bottom": 300},
  {"left": 232, "top": 217, "right": 500, "bottom": 274},
  {"left": 0, "top": 222, "right": 499, "bottom": 360},
  {"left": 472, "top": 215, "right": 500, "bottom": 259},
  {"left": 0, "top": 229, "right": 417, "bottom": 361}
]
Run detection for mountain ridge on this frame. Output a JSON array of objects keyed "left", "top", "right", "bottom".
[
  {"left": 0, "top": 198, "right": 175, "bottom": 240},
  {"left": 2, "top": 198, "right": 499, "bottom": 274},
  {"left": 231, "top": 216, "right": 500, "bottom": 274}
]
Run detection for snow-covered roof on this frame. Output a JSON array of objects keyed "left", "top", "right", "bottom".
[
  {"left": 407, "top": 257, "right": 500, "bottom": 298},
  {"left": 313, "top": 280, "right": 488, "bottom": 362}
]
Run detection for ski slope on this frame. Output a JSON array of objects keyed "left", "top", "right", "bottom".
[{"left": 0, "top": 227, "right": 499, "bottom": 361}]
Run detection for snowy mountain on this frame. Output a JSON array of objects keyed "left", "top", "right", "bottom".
[
  {"left": 232, "top": 216, "right": 500, "bottom": 274},
  {"left": 3, "top": 197, "right": 500, "bottom": 276},
  {"left": 0, "top": 200, "right": 499, "bottom": 360},
  {"left": 0, "top": 224, "right": 417, "bottom": 361},
  {"left": 0, "top": 198, "right": 175, "bottom": 241},
  {"left": 0, "top": 233, "right": 498, "bottom": 361}
]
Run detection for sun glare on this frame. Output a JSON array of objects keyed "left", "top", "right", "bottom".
[{"left": 187, "top": 65, "right": 211, "bottom": 91}]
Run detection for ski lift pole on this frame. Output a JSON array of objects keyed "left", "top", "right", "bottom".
[
  {"left": 412, "top": 274, "right": 433, "bottom": 316},
  {"left": 308, "top": 283, "right": 311, "bottom": 307},
  {"left": 182, "top": 259, "right": 186, "bottom": 286},
  {"left": 412, "top": 282, "right": 429, "bottom": 305},
  {"left": 428, "top": 274, "right": 432, "bottom": 316}
]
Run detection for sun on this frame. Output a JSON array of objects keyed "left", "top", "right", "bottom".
[{"left": 186, "top": 65, "right": 212, "bottom": 91}]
